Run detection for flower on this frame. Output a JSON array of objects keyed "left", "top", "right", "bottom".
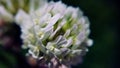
[
  {"left": 15, "top": 1, "right": 93, "bottom": 67},
  {"left": 0, "top": 0, "right": 47, "bottom": 22},
  {"left": 0, "top": 5, "right": 13, "bottom": 22}
]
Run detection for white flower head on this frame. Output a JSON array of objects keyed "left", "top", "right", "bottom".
[{"left": 15, "top": 1, "right": 93, "bottom": 67}]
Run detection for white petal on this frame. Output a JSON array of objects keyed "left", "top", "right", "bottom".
[
  {"left": 57, "top": 39, "right": 67, "bottom": 46},
  {"left": 15, "top": 9, "right": 30, "bottom": 24},
  {"left": 49, "top": 20, "right": 66, "bottom": 39},
  {"left": 0, "top": 5, "right": 13, "bottom": 22},
  {"left": 55, "top": 36, "right": 67, "bottom": 46},
  {"left": 39, "top": 13, "right": 51, "bottom": 26},
  {"left": 46, "top": 42, "right": 55, "bottom": 51},
  {"left": 71, "top": 39, "right": 81, "bottom": 50},
  {"left": 28, "top": 49, "right": 38, "bottom": 58},
  {"left": 41, "top": 27, "right": 53, "bottom": 41},
  {"left": 71, "top": 24, "right": 78, "bottom": 34},
  {"left": 52, "top": 1, "right": 66, "bottom": 14},
  {"left": 28, "top": 45, "right": 40, "bottom": 59},
  {"left": 54, "top": 48, "right": 61, "bottom": 55},
  {"left": 60, "top": 48, "right": 70, "bottom": 55},
  {"left": 86, "top": 39, "right": 93, "bottom": 46},
  {"left": 86, "top": 29, "right": 90, "bottom": 36},
  {"left": 36, "top": 38, "right": 46, "bottom": 53},
  {"left": 61, "top": 37, "right": 73, "bottom": 47},
  {"left": 15, "top": 9, "right": 33, "bottom": 30},
  {"left": 77, "top": 30, "right": 86, "bottom": 41},
  {"left": 64, "top": 29, "right": 71, "bottom": 38},
  {"left": 55, "top": 36, "right": 63, "bottom": 44},
  {"left": 79, "top": 17, "right": 85, "bottom": 25},
  {"left": 43, "top": 13, "right": 61, "bottom": 30},
  {"left": 71, "top": 50, "right": 82, "bottom": 55},
  {"left": 65, "top": 6, "right": 78, "bottom": 18}
]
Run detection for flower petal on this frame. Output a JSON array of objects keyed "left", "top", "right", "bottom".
[
  {"left": 43, "top": 13, "right": 61, "bottom": 30},
  {"left": 0, "top": 5, "right": 13, "bottom": 22}
]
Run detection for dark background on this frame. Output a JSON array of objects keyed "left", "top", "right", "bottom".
[
  {"left": 0, "top": 0, "right": 119, "bottom": 68},
  {"left": 53, "top": 0, "right": 119, "bottom": 68}
]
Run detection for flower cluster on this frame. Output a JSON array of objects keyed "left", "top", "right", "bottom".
[
  {"left": 0, "top": 0, "right": 46, "bottom": 22},
  {"left": 15, "top": 1, "right": 93, "bottom": 67}
]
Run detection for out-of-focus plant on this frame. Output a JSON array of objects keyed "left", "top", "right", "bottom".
[
  {"left": 0, "top": 0, "right": 47, "bottom": 22},
  {"left": 15, "top": 1, "right": 93, "bottom": 68},
  {"left": 0, "top": 0, "right": 47, "bottom": 51}
]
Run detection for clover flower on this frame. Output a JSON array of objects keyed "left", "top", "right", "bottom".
[
  {"left": 15, "top": 1, "right": 93, "bottom": 67},
  {"left": 0, "top": 0, "right": 46, "bottom": 22}
]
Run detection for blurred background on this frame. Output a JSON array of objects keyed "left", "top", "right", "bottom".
[
  {"left": 58, "top": 0, "right": 119, "bottom": 68},
  {"left": 0, "top": 0, "right": 119, "bottom": 68}
]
